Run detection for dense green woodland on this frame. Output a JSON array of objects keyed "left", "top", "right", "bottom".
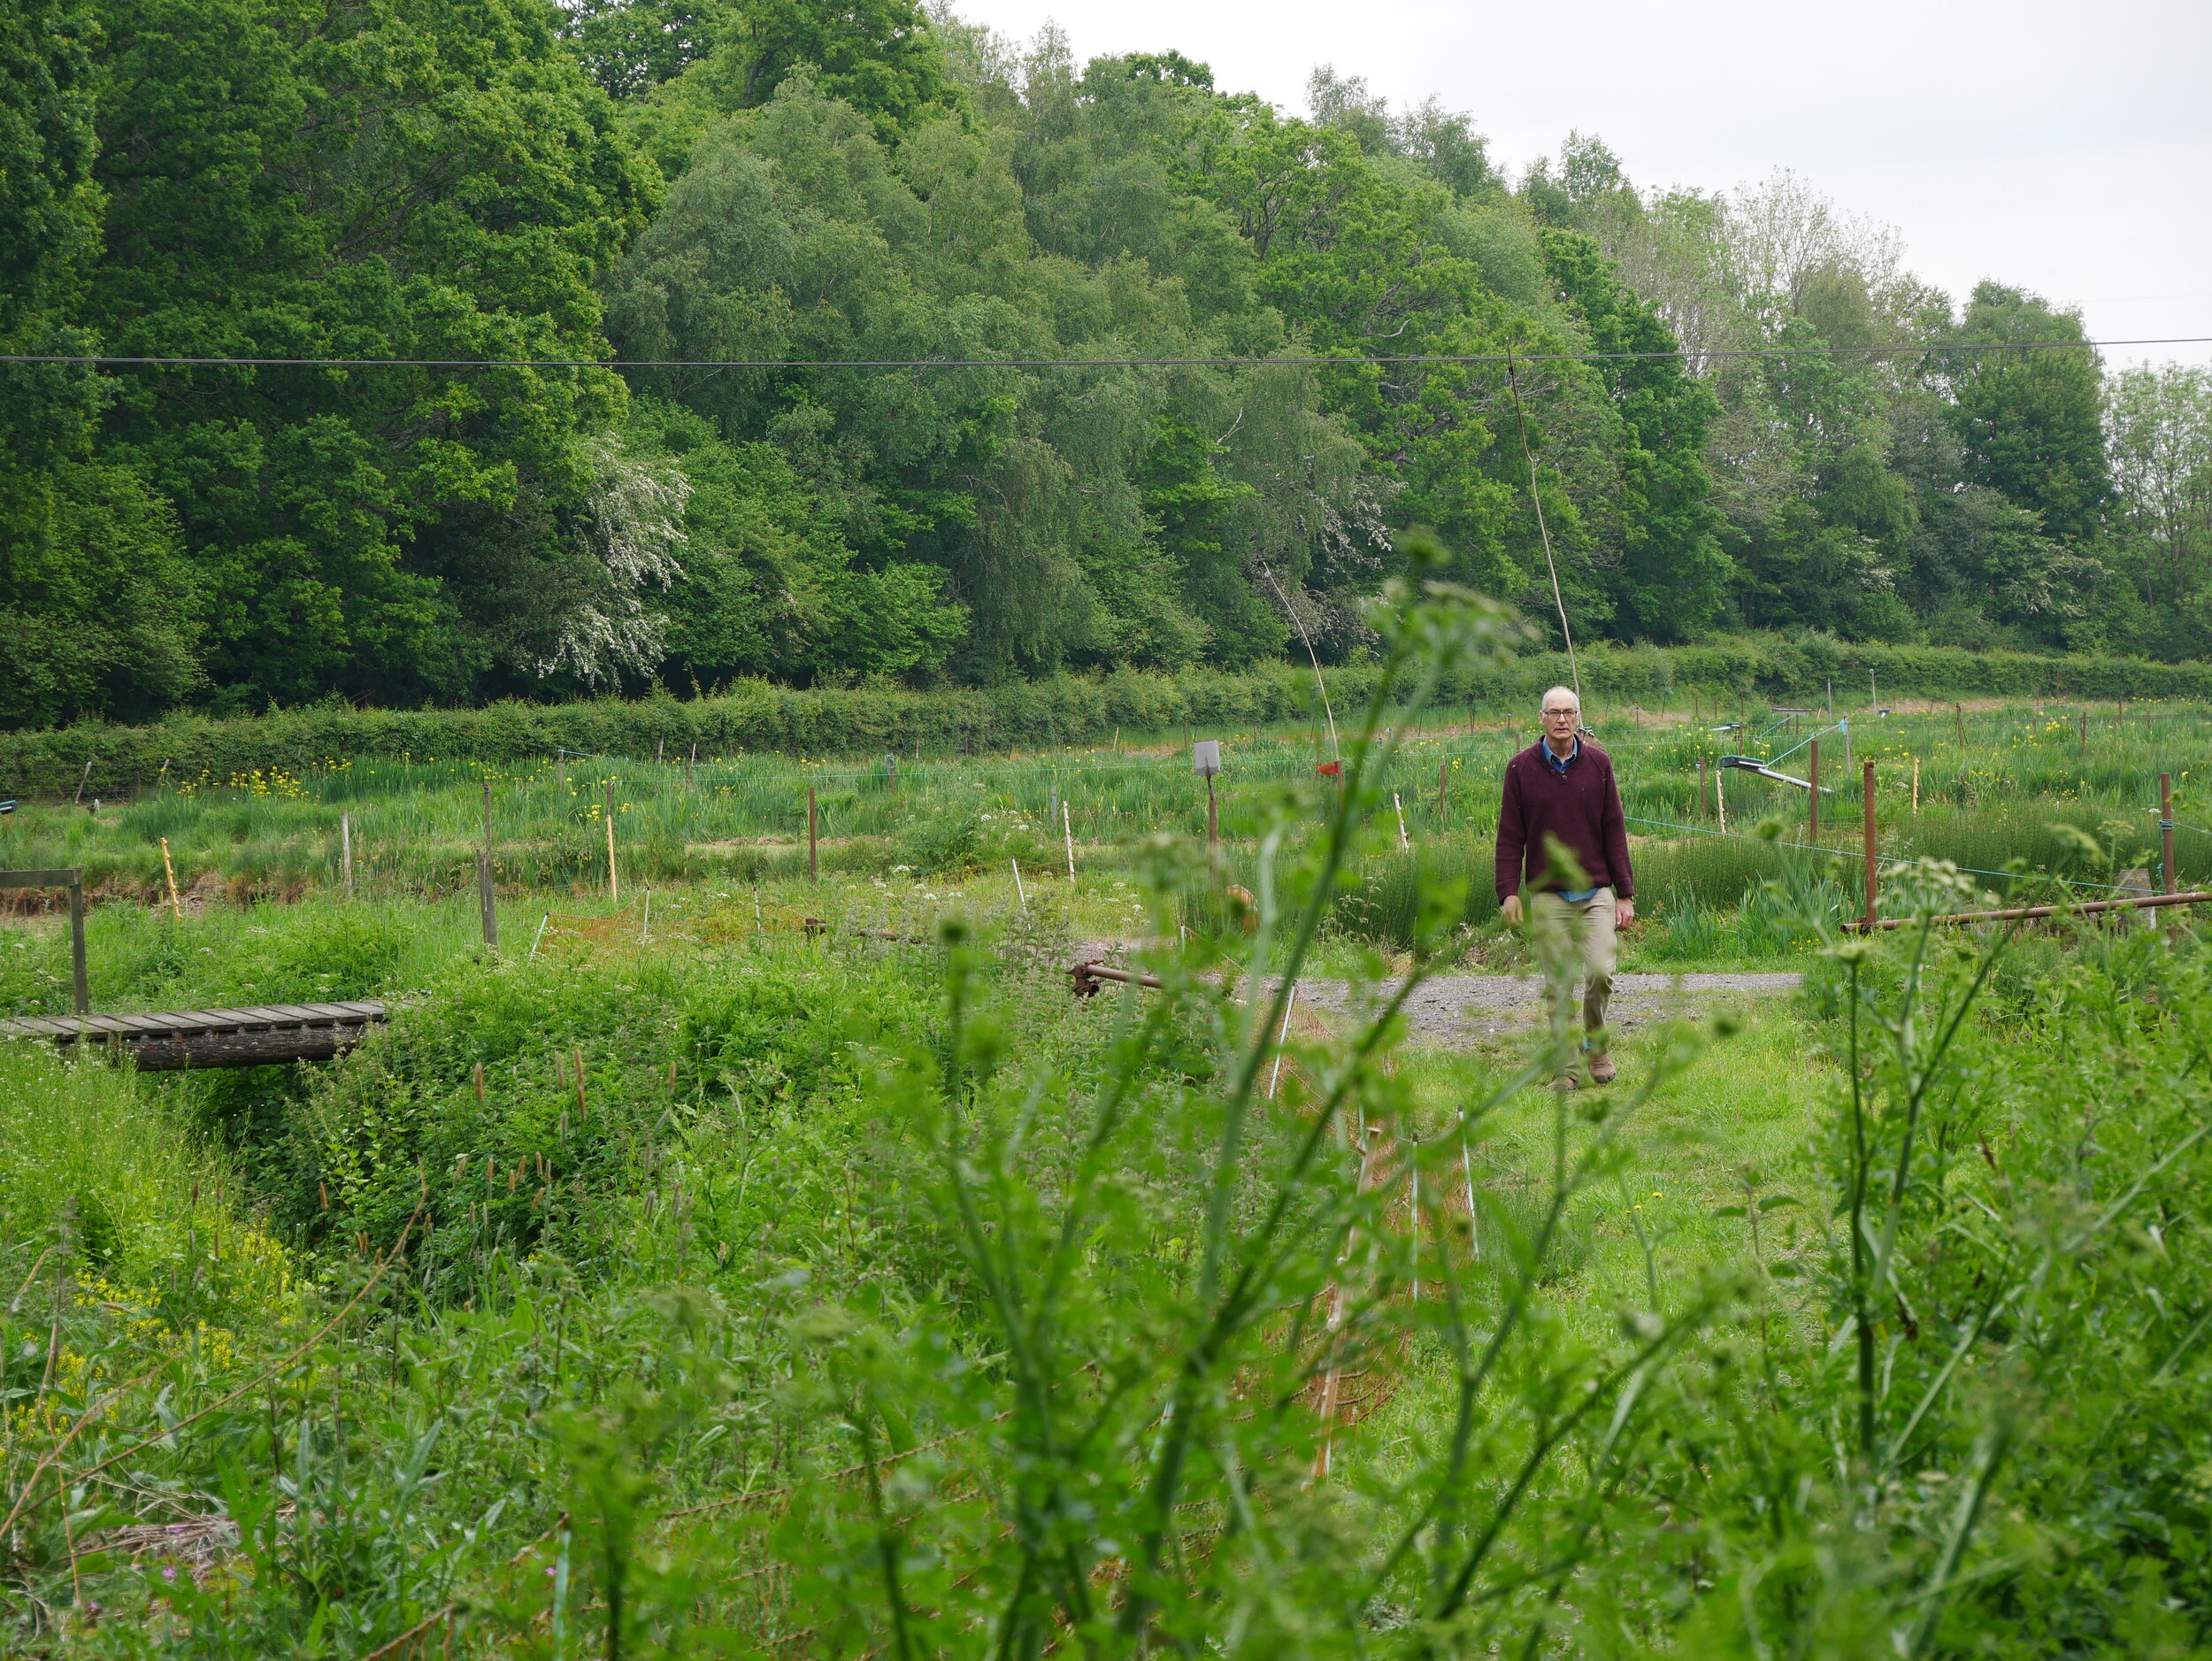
[{"left": 4, "top": 0, "right": 2211, "bottom": 729}]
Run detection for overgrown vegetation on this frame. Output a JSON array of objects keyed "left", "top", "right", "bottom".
[{"left": 3, "top": 570, "right": 2210, "bottom": 1657}]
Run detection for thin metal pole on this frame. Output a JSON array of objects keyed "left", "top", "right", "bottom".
[
  {"left": 1862, "top": 760, "right": 1878, "bottom": 930},
  {"left": 67, "top": 878, "right": 88, "bottom": 1016},
  {"left": 1808, "top": 740, "right": 1820, "bottom": 845},
  {"left": 808, "top": 783, "right": 818, "bottom": 883},
  {"left": 2162, "top": 773, "right": 2175, "bottom": 896}
]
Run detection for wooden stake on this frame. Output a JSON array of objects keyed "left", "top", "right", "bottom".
[
  {"left": 1437, "top": 759, "right": 1448, "bottom": 824},
  {"left": 340, "top": 811, "right": 353, "bottom": 893},
  {"left": 808, "top": 783, "right": 818, "bottom": 883},
  {"left": 1697, "top": 756, "right": 1709, "bottom": 820},
  {"left": 1063, "top": 800, "right": 1076, "bottom": 880},
  {"left": 161, "top": 837, "right": 182, "bottom": 921},
  {"left": 1955, "top": 703, "right": 1964, "bottom": 746},
  {"left": 604, "top": 781, "right": 618, "bottom": 904},
  {"left": 1862, "top": 760, "right": 1878, "bottom": 930},
  {"left": 2080, "top": 711, "right": 2088, "bottom": 758},
  {"left": 1911, "top": 755, "right": 1920, "bottom": 817}
]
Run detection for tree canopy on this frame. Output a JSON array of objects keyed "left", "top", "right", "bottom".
[{"left": 0, "top": 0, "right": 2189, "bottom": 727}]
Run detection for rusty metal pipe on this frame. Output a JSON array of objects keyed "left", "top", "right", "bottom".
[{"left": 1847, "top": 888, "right": 2212, "bottom": 933}]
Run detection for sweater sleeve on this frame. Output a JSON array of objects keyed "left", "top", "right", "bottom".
[
  {"left": 1601, "top": 757, "right": 1633, "bottom": 900},
  {"left": 1494, "top": 757, "right": 1526, "bottom": 902}
]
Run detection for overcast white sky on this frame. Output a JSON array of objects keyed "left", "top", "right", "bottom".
[{"left": 951, "top": 0, "right": 2212, "bottom": 370}]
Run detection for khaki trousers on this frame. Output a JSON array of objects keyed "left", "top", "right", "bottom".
[{"left": 1526, "top": 887, "right": 1617, "bottom": 1050}]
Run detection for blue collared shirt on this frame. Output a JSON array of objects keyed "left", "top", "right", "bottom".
[{"left": 1540, "top": 735, "right": 1600, "bottom": 902}]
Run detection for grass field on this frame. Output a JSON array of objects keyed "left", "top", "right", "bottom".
[{"left": 4, "top": 617, "right": 2212, "bottom": 1656}]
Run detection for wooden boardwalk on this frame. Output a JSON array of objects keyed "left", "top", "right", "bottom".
[{"left": 0, "top": 1000, "right": 388, "bottom": 1069}]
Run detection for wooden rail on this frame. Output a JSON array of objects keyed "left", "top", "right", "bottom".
[{"left": 0, "top": 1000, "right": 388, "bottom": 1069}]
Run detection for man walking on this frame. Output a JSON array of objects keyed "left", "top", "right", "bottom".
[{"left": 1495, "top": 687, "right": 1635, "bottom": 1085}]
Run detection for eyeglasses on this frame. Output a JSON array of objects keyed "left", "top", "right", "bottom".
[{"left": 1542, "top": 709, "right": 1578, "bottom": 719}]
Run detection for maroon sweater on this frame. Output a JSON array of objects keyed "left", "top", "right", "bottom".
[{"left": 1494, "top": 739, "right": 1634, "bottom": 901}]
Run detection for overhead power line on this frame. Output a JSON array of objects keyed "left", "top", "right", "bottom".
[{"left": 0, "top": 335, "right": 2204, "bottom": 373}]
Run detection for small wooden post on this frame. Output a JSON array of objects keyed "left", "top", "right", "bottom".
[
  {"left": 1437, "top": 759, "right": 1448, "bottom": 825},
  {"left": 1911, "top": 756, "right": 1921, "bottom": 817},
  {"left": 1861, "top": 760, "right": 1878, "bottom": 931},
  {"left": 1697, "top": 756, "right": 1709, "bottom": 820},
  {"left": 557, "top": 751, "right": 566, "bottom": 793},
  {"left": 1955, "top": 703, "right": 1964, "bottom": 746},
  {"left": 479, "top": 781, "right": 499, "bottom": 950},
  {"left": 887, "top": 754, "right": 898, "bottom": 794},
  {"left": 2162, "top": 773, "right": 2175, "bottom": 896},
  {"left": 340, "top": 811, "right": 353, "bottom": 893},
  {"left": 1206, "top": 774, "right": 1217, "bottom": 848},
  {"left": 808, "top": 783, "right": 818, "bottom": 883},
  {"left": 687, "top": 742, "right": 696, "bottom": 786},
  {"left": 1808, "top": 739, "right": 1820, "bottom": 845},
  {"left": 161, "top": 837, "right": 182, "bottom": 921},
  {"left": 67, "top": 877, "right": 88, "bottom": 1016},
  {"left": 604, "top": 781, "right": 618, "bottom": 904},
  {"left": 1063, "top": 800, "right": 1076, "bottom": 880},
  {"left": 2079, "top": 711, "right": 2088, "bottom": 758}
]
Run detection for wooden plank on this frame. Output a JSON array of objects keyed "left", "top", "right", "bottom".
[
  {"left": 0, "top": 1016, "right": 75, "bottom": 1037},
  {"left": 0, "top": 869, "right": 82, "bottom": 889},
  {"left": 262, "top": 1004, "right": 339, "bottom": 1022},
  {"left": 227, "top": 1005, "right": 311, "bottom": 1024}
]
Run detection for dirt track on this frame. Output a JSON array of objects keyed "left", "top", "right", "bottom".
[{"left": 1287, "top": 971, "right": 1803, "bottom": 1047}]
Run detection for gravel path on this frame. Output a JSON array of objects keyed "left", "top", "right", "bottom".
[{"left": 1287, "top": 972, "right": 1803, "bottom": 1047}]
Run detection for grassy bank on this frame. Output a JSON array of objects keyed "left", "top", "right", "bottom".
[{"left": 7, "top": 635, "right": 2212, "bottom": 795}]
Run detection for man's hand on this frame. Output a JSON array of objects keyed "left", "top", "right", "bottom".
[
  {"left": 1502, "top": 893, "right": 1523, "bottom": 928},
  {"left": 1616, "top": 897, "right": 1635, "bottom": 930}
]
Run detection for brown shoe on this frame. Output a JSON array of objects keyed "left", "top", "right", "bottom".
[
  {"left": 1588, "top": 1054, "right": 1617, "bottom": 1085},
  {"left": 1554, "top": 1068, "right": 1581, "bottom": 1090}
]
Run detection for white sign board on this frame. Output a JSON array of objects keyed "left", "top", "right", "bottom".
[{"left": 1191, "top": 740, "right": 1221, "bottom": 778}]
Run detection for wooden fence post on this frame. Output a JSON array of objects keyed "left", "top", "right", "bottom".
[
  {"left": 479, "top": 781, "right": 499, "bottom": 950},
  {"left": 1697, "top": 756, "right": 1709, "bottom": 821},
  {"left": 1862, "top": 760, "right": 1878, "bottom": 931},
  {"left": 340, "top": 811, "right": 353, "bottom": 893},
  {"left": 1809, "top": 739, "right": 1820, "bottom": 845},
  {"left": 2162, "top": 773, "right": 2175, "bottom": 896},
  {"left": 808, "top": 783, "right": 818, "bottom": 883}
]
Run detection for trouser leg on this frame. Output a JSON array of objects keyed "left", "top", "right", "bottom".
[
  {"left": 1526, "top": 892, "right": 1579, "bottom": 1042},
  {"left": 1576, "top": 888, "right": 1618, "bottom": 1050}
]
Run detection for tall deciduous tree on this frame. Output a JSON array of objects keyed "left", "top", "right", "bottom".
[
  {"left": 1945, "top": 282, "right": 2111, "bottom": 545},
  {"left": 84, "top": 0, "right": 657, "bottom": 709}
]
